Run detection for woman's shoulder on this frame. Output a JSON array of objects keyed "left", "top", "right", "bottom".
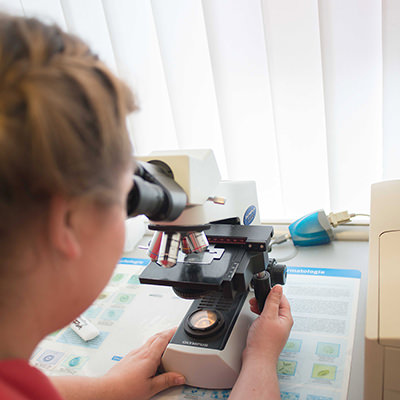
[{"left": 0, "top": 359, "right": 63, "bottom": 399}]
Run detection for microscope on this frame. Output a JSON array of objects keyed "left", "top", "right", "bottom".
[{"left": 127, "top": 149, "right": 287, "bottom": 389}]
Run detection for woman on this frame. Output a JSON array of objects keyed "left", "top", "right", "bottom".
[{"left": 0, "top": 13, "right": 292, "bottom": 399}]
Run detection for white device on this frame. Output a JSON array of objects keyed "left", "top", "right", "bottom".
[{"left": 365, "top": 180, "right": 400, "bottom": 399}]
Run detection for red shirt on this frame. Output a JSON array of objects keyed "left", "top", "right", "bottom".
[{"left": 0, "top": 359, "right": 63, "bottom": 399}]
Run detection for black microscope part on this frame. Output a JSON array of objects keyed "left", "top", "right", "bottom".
[
  {"left": 139, "top": 224, "right": 274, "bottom": 299},
  {"left": 267, "top": 258, "right": 287, "bottom": 285},
  {"left": 253, "top": 271, "right": 272, "bottom": 313},
  {"left": 127, "top": 161, "right": 187, "bottom": 222},
  {"left": 139, "top": 223, "right": 287, "bottom": 352}
]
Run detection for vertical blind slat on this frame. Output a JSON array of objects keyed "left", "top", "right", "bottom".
[
  {"left": 262, "top": 0, "right": 330, "bottom": 218},
  {"left": 102, "top": 0, "right": 178, "bottom": 155},
  {"left": 319, "top": 0, "right": 382, "bottom": 214},
  {"left": 21, "top": 0, "right": 67, "bottom": 30},
  {"left": 60, "top": 0, "right": 118, "bottom": 74},
  {"left": 202, "top": 0, "right": 284, "bottom": 218},
  {"left": 151, "top": 0, "right": 228, "bottom": 177},
  {"left": 0, "top": 0, "right": 24, "bottom": 15}
]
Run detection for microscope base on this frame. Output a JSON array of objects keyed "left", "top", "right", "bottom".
[{"left": 161, "top": 292, "right": 256, "bottom": 389}]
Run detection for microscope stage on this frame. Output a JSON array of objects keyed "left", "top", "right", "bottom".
[{"left": 139, "top": 224, "right": 273, "bottom": 298}]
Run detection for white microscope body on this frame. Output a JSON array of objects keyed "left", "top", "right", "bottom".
[{"left": 136, "top": 149, "right": 260, "bottom": 227}]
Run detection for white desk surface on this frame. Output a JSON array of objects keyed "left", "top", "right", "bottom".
[{"left": 270, "top": 238, "right": 369, "bottom": 400}]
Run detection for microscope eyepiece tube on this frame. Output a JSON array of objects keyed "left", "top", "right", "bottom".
[
  {"left": 127, "top": 175, "right": 166, "bottom": 219},
  {"left": 158, "top": 232, "right": 181, "bottom": 268},
  {"left": 127, "top": 161, "right": 187, "bottom": 222}
]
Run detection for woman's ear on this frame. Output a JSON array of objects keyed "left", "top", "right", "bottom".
[{"left": 48, "top": 195, "right": 81, "bottom": 260}]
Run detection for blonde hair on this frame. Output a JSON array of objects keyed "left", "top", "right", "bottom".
[{"left": 0, "top": 14, "right": 135, "bottom": 255}]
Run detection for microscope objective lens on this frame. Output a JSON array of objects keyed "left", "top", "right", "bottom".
[
  {"left": 147, "top": 231, "right": 162, "bottom": 261},
  {"left": 186, "top": 231, "right": 209, "bottom": 253},
  {"left": 158, "top": 232, "right": 181, "bottom": 268},
  {"left": 181, "top": 236, "right": 193, "bottom": 254}
]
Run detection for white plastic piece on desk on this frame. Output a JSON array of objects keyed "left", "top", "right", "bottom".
[
  {"left": 334, "top": 230, "right": 369, "bottom": 241},
  {"left": 123, "top": 215, "right": 147, "bottom": 253},
  {"left": 70, "top": 316, "right": 99, "bottom": 341}
]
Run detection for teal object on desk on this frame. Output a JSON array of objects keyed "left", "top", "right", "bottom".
[{"left": 288, "top": 210, "right": 334, "bottom": 246}]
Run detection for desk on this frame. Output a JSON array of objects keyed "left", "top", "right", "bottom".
[
  {"left": 131, "top": 232, "right": 369, "bottom": 399},
  {"left": 35, "top": 231, "right": 368, "bottom": 399},
  {"left": 270, "top": 238, "right": 369, "bottom": 400}
]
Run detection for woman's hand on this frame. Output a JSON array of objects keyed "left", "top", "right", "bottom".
[
  {"left": 244, "top": 285, "right": 293, "bottom": 364},
  {"left": 229, "top": 285, "right": 293, "bottom": 400},
  {"left": 103, "top": 328, "right": 185, "bottom": 400},
  {"left": 52, "top": 328, "right": 185, "bottom": 400}
]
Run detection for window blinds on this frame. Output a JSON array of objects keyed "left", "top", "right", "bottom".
[{"left": 0, "top": 0, "right": 385, "bottom": 221}]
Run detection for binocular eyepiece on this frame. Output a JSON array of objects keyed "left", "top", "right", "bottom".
[{"left": 127, "top": 161, "right": 187, "bottom": 222}]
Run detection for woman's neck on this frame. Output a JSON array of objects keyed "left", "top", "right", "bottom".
[
  {"left": 0, "top": 280, "right": 46, "bottom": 361},
  {"left": 0, "top": 317, "right": 43, "bottom": 360}
]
